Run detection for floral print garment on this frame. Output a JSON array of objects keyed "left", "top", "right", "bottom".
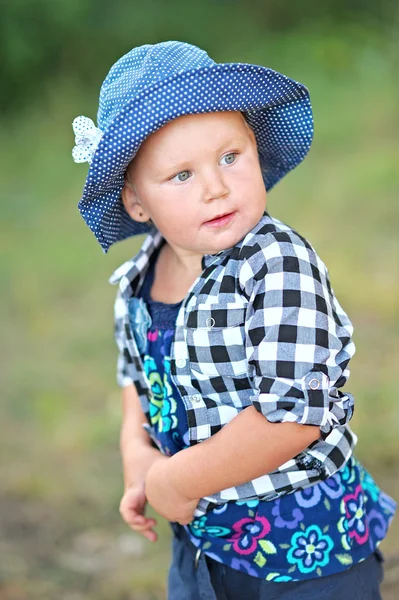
[
  {"left": 186, "top": 457, "right": 396, "bottom": 581},
  {"left": 138, "top": 261, "right": 396, "bottom": 582},
  {"left": 138, "top": 253, "right": 190, "bottom": 456},
  {"left": 144, "top": 328, "right": 190, "bottom": 455}
]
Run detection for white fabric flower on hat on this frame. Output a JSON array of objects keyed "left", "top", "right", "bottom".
[{"left": 72, "top": 116, "right": 103, "bottom": 164}]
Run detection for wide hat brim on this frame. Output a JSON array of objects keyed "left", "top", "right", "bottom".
[{"left": 78, "top": 62, "right": 313, "bottom": 252}]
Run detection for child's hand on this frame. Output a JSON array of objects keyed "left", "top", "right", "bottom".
[
  {"left": 119, "top": 481, "right": 158, "bottom": 542},
  {"left": 145, "top": 455, "right": 199, "bottom": 525}
]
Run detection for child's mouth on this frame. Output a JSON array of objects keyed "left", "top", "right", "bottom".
[{"left": 203, "top": 211, "right": 236, "bottom": 228}]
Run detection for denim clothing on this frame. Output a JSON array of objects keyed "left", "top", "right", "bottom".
[{"left": 168, "top": 522, "right": 384, "bottom": 600}]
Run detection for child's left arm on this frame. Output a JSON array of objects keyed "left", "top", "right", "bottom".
[{"left": 146, "top": 407, "right": 320, "bottom": 517}]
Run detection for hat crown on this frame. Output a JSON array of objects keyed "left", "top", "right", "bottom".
[{"left": 97, "top": 41, "right": 214, "bottom": 130}]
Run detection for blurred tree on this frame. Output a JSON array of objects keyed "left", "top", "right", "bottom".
[
  {"left": 243, "top": 0, "right": 398, "bottom": 30},
  {"left": 1, "top": 0, "right": 397, "bottom": 114}
]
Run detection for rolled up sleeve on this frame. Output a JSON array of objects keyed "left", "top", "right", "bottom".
[{"left": 239, "top": 232, "right": 355, "bottom": 436}]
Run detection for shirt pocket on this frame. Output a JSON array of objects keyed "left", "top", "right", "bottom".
[{"left": 185, "top": 303, "right": 248, "bottom": 378}]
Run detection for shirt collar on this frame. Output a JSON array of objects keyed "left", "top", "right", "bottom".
[
  {"left": 109, "top": 227, "right": 231, "bottom": 291},
  {"left": 109, "top": 225, "right": 163, "bottom": 297},
  {"left": 109, "top": 211, "right": 270, "bottom": 294},
  {"left": 201, "top": 211, "right": 270, "bottom": 268}
]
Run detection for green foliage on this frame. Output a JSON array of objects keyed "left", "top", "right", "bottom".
[{"left": 1, "top": 0, "right": 398, "bottom": 113}]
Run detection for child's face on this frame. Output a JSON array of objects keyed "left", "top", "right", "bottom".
[{"left": 122, "top": 111, "right": 267, "bottom": 258}]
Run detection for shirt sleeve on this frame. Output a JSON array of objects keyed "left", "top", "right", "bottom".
[
  {"left": 113, "top": 288, "right": 135, "bottom": 388},
  {"left": 238, "top": 231, "right": 355, "bottom": 436}
]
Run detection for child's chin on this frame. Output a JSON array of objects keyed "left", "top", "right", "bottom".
[{"left": 203, "top": 233, "right": 248, "bottom": 255}]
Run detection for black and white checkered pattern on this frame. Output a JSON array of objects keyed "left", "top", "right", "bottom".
[{"left": 110, "top": 213, "right": 357, "bottom": 517}]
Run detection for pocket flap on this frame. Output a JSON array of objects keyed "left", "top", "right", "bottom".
[{"left": 186, "top": 305, "right": 246, "bottom": 329}]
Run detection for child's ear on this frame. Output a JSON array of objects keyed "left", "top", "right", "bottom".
[{"left": 121, "top": 176, "right": 151, "bottom": 223}]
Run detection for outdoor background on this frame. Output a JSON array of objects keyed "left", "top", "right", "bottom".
[{"left": 1, "top": 1, "right": 398, "bottom": 598}]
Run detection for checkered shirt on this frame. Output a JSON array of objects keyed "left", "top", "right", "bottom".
[{"left": 110, "top": 212, "right": 357, "bottom": 516}]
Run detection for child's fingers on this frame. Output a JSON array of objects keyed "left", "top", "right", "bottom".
[
  {"left": 119, "top": 490, "right": 157, "bottom": 540},
  {"left": 128, "top": 518, "right": 158, "bottom": 542},
  {"left": 129, "top": 513, "right": 155, "bottom": 524},
  {"left": 119, "top": 500, "right": 146, "bottom": 524},
  {"left": 130, "top": 516, "right": 157, "bottom": 529},
  {"left": 141, "top": 528, "right": 158, "bottom": 542},
  {"left": 120, "top": 507, "right": 157, "bottom": 528}
]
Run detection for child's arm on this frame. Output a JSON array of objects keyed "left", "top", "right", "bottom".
[
  {"left": 146, "top": 407, "right": 320, "bottom": 512},
  {"left": 113, "top": 288, "right": 165, "bottom": 539},
  {"left": 120, "top": 383, "right": 159, "bottom": 486},
  {"left": 119, "top": 383, "right": 162, "bottom": 541},
  {"left": 120, "top": 382, "right": 198, "bottom": 528}
]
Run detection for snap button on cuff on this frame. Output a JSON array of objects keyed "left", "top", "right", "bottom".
[{"left": 309, "top": 378, "right": 320, "bottom": 390}]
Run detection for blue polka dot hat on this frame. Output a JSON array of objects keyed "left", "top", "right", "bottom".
[{"left": 72, "top": 40, "right": 314, "bottom": 252}]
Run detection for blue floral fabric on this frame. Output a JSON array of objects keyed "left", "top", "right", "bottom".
[
  {"left": 186, "top": 458, "right": 395, "bottom": 581},
  {"left": 143, "top": 329, "right": 190, "bottom": 455},
  {"left": 138, "top": 253, "right": 190, "bottom": 456},
  {"left": 138, "top": 260, "right": 396, "bottom": 582}
]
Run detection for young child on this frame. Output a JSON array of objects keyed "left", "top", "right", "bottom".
[{"left": 72, "top": 41, "right": 396, "bottom": 599}]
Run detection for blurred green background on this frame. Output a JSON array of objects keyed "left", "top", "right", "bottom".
[{"left": 1, "top": 1, "right": 398, "bottom": 598}]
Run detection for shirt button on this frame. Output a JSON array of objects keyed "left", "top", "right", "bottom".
[
  {"left": 191, "top": 394, "right": 202, "bottom": 403},
  {"left": 206, "top": 317, "right": 215, "bottom": 328},
  {"left": 176, "top": 358, "right": 186, "bottom": 368},
  {"left": 309, "top": 378, "right": 320, "bottom": 390}
]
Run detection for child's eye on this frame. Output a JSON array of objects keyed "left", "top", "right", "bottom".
[
  {"left": 171, "top": 170, "right": 191, "bottom": 183},
  {"left": 220, "top": 152, "right": 237, "bottom": 166}
]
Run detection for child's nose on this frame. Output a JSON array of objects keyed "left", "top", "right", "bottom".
[{"left": 202, "top": 170, "right": 229, "bottom": 203}]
